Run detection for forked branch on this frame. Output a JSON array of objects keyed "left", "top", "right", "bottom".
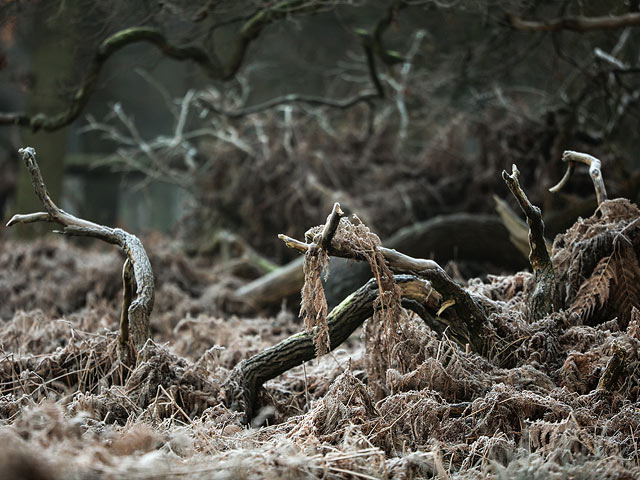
[
  {"left": 549, "top": 150, "right": 607, "bottom": 206},
  {"left": 7, "top": 147, "right": 154, "bottom": 350},
  {"left": 502, "top": 164, "right": 555, "bottom": 320}
]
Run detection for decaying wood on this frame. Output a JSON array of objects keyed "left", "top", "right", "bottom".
[
  {"left": 550, "top": 150, "right": 608, "bottom": 206},
  {"left": 223, "top": 274, "right": 439, "bottom": 421},
  {"left": 502, "top": 164, "right": 556, "bottom": 320},
  {"left": 7, "top": 147, "right": 154, "bottom": 350},
  {"left": 280, "top": 225, "right": 488, "bottom": 352},
  {"left": 237, "top": 213, "right": 527, "bottom": 310}
]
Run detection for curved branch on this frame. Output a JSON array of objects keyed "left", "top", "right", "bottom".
[
  {"left": 279, "top": 225, "right": 488, "bottom": 351},
  {"left": 223, "top": 275, "right": 438, "bottom": 421},
  {"left": 508, "top": 12, "right": 640, "bottom": 33},
  {"left": 6, "top": 147, "right": 154, "bottom": 349},
  {"left": 549, "top": 150, "right": 607, "bottom": 205},
  {"left": 0, "top": 1, "right": 325, "bottom": 132}
]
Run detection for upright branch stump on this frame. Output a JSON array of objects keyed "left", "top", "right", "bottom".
[
  {"left": 502, "top": 164, "right": 556, "bottom": 320},
  {"left": 7, "top": 147, "right": 154, "bottom": 351}
]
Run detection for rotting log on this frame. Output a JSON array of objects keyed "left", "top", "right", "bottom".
[
  {"left": 6, "top": 147, "right": 154, "bottom": 350},
  {"left": 502, "top": 164, "right": 556, "bottom": 320},
  {"left": 237, "top": 213, "right": 527, "bottom": 311},
  {"left": 223, "top": 274, "right": 439, "bottom": 421}
]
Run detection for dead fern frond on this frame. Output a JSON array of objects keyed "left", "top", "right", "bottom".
[
  {"left": 570, "top": 255, "right": 615, "bottom": 324},
  {"left": 300, "top": 247, "right": 330, "bottom": 355},
  {"left": 609, "top": 241, "right": 640, "bottom": 329}
]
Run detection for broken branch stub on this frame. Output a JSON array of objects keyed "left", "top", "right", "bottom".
[
  {"left": 7, "top": 147, "right": 154, "bottom": 350},
  {"left": 502, "top": 164, "right": 556, "bottom": 320},
  {"left": 549, "top": 150, "right": 608, "bottom": 206}
]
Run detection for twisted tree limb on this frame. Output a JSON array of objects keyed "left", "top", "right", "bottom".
[
  {"left": 508, "top": 12, "right": 640, "bottom": 33},
  {"left": 502, "top": 164, "right": 556, "bottom": 320},
  {"left": 6, "top": 147, "right": 154, "bottom": 350},
  {"left": 0, "top": 1, "right": 325, "bottom": 132},
  {"left": 279, "top": 221, "right": 488, "bottom": 352},
  {"left": 223, "top": 275, "right": 439, "bottom": 421},
  {"left": 550, "top": 150, "right": 607, "bottom": 206}
]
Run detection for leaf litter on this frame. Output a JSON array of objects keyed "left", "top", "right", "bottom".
[{"left": 1, "top": 199, "right": 640, "bottom": 479}]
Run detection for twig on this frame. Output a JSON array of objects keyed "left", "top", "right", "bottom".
[
  {"left": 6, "top": 147, "right": 154, "bottom": 350},
  {"left": 319, "top": 203, "right": 344, "bottom": 249},
  {"left": 502, "top": 164, "right": 555, "bottom": 320},
  {"left": 549, "top": 150, "right": 607, "bottom": 206},
  {"left": 197, "top": 91, "right": 379, "bottom": 118},
  {"left": 508, "top": 12, "right": 640, "bottom": 33}
]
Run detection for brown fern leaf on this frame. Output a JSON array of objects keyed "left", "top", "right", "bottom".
[
  {"left": 299, "top": 248, "right": 330, "bottom": 355},
  {"left": 570, "top": 254, "right": 615, "bottom": 324},
  {"left": 609, "top": 243, "right": 640, "bottom": 329}
]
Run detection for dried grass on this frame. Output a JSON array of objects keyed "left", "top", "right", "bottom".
[{"left": 2, "top": 205, "right": 640, "bottom": 479}]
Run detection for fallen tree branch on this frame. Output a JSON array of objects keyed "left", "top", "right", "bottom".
[
  {"left": 508, "top": 12, "right": 640, "bottom": 33},
  {"left": 550, "top": 150, "right": 608, "bottom": 206},
  {"left": 237, "top": 214, "right": 528, "bottom": 311},
  {"left": 223, "top": 274, "right": 438, "bottom": 422},
  {"left": 7, "top": 147, "right": 154, "bottom": 350},
  {"left": 502, "top": 164, "right": 556, "bottom": 320},
  {"left": 279, "top": 215, "right": 488, "bottom": 352}
]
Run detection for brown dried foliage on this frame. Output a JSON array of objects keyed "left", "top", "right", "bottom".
[
  {"left": 3, "top": 196, "right": 640, "bottom": 478},
  {"left": 553, "top": 199, "right": 640, "bottom": 328}
]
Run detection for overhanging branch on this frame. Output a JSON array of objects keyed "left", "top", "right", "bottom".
[
  {"left": 508, "top": 12, "right": 640, "bottom": 33},
  {"left": 0, "top": 0, "right": 327, "bottom": 132}
]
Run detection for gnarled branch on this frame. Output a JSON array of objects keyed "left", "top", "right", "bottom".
[
  {"left": 550, "top": 150, "right": 607, "bottom": 206},
  {"left": 279, "top": 217, "right": 488, "bottom": 352},
  {"left": 223, "top": 274, "right": 439, "bottom": 421},
  {"left": 502, "top": 164, "right": 555, "bottom": 320},
  {"left": 7, "top": 147, "right": 154, "bottom": 350},
  {"left": 0, "top": 1, "right": 326, "bottom": 132}
]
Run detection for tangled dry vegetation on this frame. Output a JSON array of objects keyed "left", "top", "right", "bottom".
[{"left": 2, "top": 151, "right": 640, "bottom": 479}]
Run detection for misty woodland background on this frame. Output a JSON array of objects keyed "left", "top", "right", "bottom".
[{"left": 1, "top": 1, "right": 640, "bottom": 478}]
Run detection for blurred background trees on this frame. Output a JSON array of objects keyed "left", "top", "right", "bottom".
[{"left": 1, "top": 0, "right": 639, "bottom": 262}]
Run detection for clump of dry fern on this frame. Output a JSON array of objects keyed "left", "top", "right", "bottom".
[{"left": 552, "top": 198, "right": 640, "bottom": 328}]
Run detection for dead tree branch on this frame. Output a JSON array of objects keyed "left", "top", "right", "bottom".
[
  {"left": 0, "top": 0, "right": 326, "bottom": 132},
  {"left": 508, "top": 12, "right": 640, "bottom": 33},
  {"left": 223, "top": 274, "right": 438, "bottom": 421},
  {"left": 6, "top": 147, "right": 154, "bottom": 350},
  {"left": 550, "top": 150, "right": 608, "bottom": 206},
  {"left": 196, "top": 91, "right": 379, "bottom": 118},
  {"left": 502, "top": 164, "right": 556, "bottom": 320},
  {"left": 279, "top": 216, "right": 488, "bottom": 352}
]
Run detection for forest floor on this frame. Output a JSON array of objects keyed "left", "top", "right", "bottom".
[{"left": 1, "top": 212, "right": 640, "bottom": 479}]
